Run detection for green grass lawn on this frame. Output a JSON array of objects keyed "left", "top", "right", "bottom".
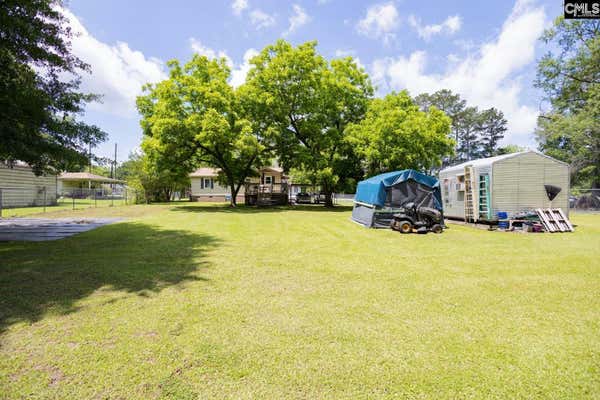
[
  {"left": 0, "top": 198, "right": 133, "bottom": 218},
  {"left": 0, "top": 204, "right": 598, "bottom": 399}
]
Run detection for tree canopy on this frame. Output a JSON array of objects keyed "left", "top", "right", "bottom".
[
  {"left": 0, "top": 0, "right": 106, "bottom": 174},
  {"left": 137, "top": 55, "right": 271, "bottom": 206},
  {"left": 415, "top": 90, "right": 508, "bottom": 161},
  {"left": 535, "top": 17, "right": 600, "bottom": 189},
  {"left": 240, "top": 40, "right": 373, "bottom": 206},
  {"left": 346, "top": 91, "right": 454, "bottom": 176}
]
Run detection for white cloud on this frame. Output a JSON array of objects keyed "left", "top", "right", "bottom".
[
  {"left": 188, "top": 39, "right": 256, "bottom": 88},
  {"left": 59, "top": 8, "right": 166, "bottom": 117},
  {"left": 284, "top": 4, "right": 310, "bottom": 36},
  {"left": 231, "top": 0, "right": 248, "bottom": 16},
  {"left": 334, "top": 49, "right": 365, "bottom": 70},
  {"left": 230, "top": 48, "right": 259, "bottom": 87},
  {"left": 356, "top": 2, "right": 399, "bottom": 43},
  {"left": 249, "top": 9, "right": 276, "bottom": 29},
  {"left": 370, "top": 0, "right": 546, "bottom": 146},
  {"left": 189, "top": 38, "right": 233, "bottom": 65},
  {"left": 408, "top": 14, "right": 462, "bottom": 40}
]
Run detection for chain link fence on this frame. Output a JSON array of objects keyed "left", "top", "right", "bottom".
[
  {"left": 0, "top": 187, "right": 141, "bottom": 218},
  {"left": 570, "top": 189, "right": 600, "bottom": 211}
]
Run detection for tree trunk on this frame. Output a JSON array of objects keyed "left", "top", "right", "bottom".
[
  {"left": 229, "top": 183, "right": 238, "bottom": 207},
  {"left": 323, "top": 185, "right": 334, "bottom": 208}
]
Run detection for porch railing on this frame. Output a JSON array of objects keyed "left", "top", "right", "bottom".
[{"left": 245, "top": 183, "right": 288, "bottom": 195}]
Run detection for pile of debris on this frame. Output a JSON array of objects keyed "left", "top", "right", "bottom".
[{"left": 496, "top": 208, "right": 574, "bottom": 233}]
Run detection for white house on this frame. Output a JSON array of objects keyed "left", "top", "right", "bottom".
[
  {"left": 439, "top": 151, "right": 569, "bottom": 221},
  {"left": 189, "top": 166, "right": 288, "bottom": 203},
  {"left": 189, "top": 168, "right": 231, "bottom": 202}
]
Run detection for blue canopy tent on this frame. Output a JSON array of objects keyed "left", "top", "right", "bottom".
[{"left": 352, "top": 170, "right": 443, "bottom": 228}]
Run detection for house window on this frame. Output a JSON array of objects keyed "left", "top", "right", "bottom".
[
  {"left": 203, "top": 178, "right": 212, "bottom": 189},
  {"left": 264, "top": 176, "right": 272, "bottom": 184}
]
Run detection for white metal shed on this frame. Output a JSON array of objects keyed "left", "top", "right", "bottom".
[
  {"left": 439, "top": 151, "right": 569, "bottom": 221},
  {"left": 0, "top": 163, "right": 58, "bottom": 209}
]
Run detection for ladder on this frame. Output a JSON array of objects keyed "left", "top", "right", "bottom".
[
  {"left": 463, "top": 166, "right": 478, "bottom": 222},
  {"left": 535, "top": 208, "right": 574, "bottom": 232},
  {"left": 478, "top": 175, "right": 490, "bottom": 220}
]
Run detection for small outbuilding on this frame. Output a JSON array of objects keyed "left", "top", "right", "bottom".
[
  {"left": 438, "top": 151, "right": 569, "bottom": 222},
  {"left": 0, "top": 162, "right": 57, "bottom": 209},
  {"left": 352, "top": 170, "right": 443, "bottom": 228}
]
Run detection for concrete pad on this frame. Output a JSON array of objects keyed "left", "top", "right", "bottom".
[{"left": 0, "top": 218, "right": 121, "bottom": 241}]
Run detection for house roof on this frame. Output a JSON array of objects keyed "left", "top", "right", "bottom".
[
  {"left": 58, "top": 172, "right": 124, "bottom": 183},
  {"left": 189, "top": 167, "right": 219, "bottom": 177},
  {"left": 189, "top": 166, "right": 285, "bottom": 178},
  {"left": 261, "top": 166, "right": 284, "bottom": 173},
  {"left": 440, "top": 151, "right": 568, "bottom": 175}
]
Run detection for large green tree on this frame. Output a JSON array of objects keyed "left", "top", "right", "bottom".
[
  {"left": 454, "top": 106, "right": 481, "bottom": 161},
  {"left": 241, "top": 40, "right": 373, "bottom": 207},
  {"left": 477, "top": 107, "right": 508, "bottom": 158},
  {"left": 415, "top": 89, "right": 465, "bottom": 147},
  {"left": 535, "top": 17, "right": 600, "bottom": 189},
  {"left": 137, "top": 55, "right": 270, "bottom": 206},
  {"left": 416, "top": 90, "right": 507, "bottom": 161},
  {"left": 346, "top": 91, "right": 454, "bottom": 176},
  {"left": 0, "top": 0, "right": 106, "bottom": 174}
]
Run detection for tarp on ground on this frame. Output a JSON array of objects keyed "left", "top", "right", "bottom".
[{"left": 352, "top": 170, "right": 443, "bottom": 228}]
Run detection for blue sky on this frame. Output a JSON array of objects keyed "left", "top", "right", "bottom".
[{"left": 63, "top": 0, "right": 563, "bottom": 162}]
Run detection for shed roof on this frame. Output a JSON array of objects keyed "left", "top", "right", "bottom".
[
  {"left": 58, "top": 172, "right": 124, "bottom": 183},
  {"left": 440, "top": 151, "right": 567, "bottom": 175}
]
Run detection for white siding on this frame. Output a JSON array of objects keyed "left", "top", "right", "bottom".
[
  {"left": 439, "top": 170, "right": 465, "bottom": 219},
  {"left": 0, "top": 165, "right": 58, "bottom": 207},
  {"left": 492, "top": 152, "right": 569, "bottom": 217},
  {"left": 190, "top": 176, "right": 229, "bottom": 196}
]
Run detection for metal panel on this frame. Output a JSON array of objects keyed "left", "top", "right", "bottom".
[
  {"left": 0, "top": 165, "right": 57, "bottom": 208},
  {"left": 491, "top": 152, "right": 569, "bottom": 218}
]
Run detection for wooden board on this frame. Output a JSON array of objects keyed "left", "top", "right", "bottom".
[{"left": 535, "top": 208, "right": 573, "bottom": 233}]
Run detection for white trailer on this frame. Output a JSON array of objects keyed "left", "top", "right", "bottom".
[{"left": 439, "top": 151, "right": 569, "bottom": 221}]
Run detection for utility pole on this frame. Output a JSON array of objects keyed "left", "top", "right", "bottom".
[
  {"left": 88, "top": 142, "right": 92, "bottom": 190},
  {"left": 113, "top": 143, "right": 118, "bottom": 192},
  {"left": 114, "top": 143, "right": 118, "bottom": 179}
]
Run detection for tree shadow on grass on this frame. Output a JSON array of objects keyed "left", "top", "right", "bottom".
[
  {"left": 0, "top": 221, "right": 220, "bottom": 335},
  {"left": 171, "top": 204, "right": 354, "bottom": 214}
]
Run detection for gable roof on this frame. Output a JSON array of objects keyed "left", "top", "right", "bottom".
[
  {"left": 440, "top": 151, "right": 568, "bottom": 174},
  {"left": 261, "top": 166, "right": 284, "bottom": 173},
  {"left": 189, "top": 167, "right": 219, "bottom": 177},
  {"left": 189, "top": 166, "right": 286, "bottom": 178}
]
